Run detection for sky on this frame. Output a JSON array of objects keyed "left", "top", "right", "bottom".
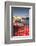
[{"left": 11, "top": 7, "right": 30, "bottom": 16}]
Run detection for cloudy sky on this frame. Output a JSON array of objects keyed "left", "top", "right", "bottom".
[{"left": 11, "top": 7, "right": 30, "bottom": 16}]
